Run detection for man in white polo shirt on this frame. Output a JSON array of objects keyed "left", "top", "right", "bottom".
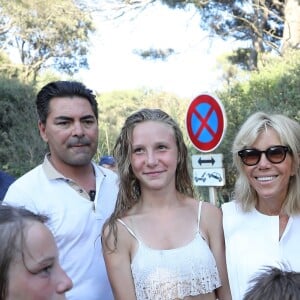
[{"left": 4, "top": 81, "right": 118, "bottom": 300}]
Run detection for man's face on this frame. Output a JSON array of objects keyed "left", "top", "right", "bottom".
[{"left": 38, "top": 96, "right": 98, "bottom": 171}]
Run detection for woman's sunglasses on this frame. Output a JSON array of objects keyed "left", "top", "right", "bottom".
[{"left": 238, "top": 145, "right": 291, "bottom": 166}]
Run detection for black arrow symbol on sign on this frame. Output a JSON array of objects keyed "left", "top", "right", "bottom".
[{"left": 198, "top": 157, "right": 215, "bottom": 166}]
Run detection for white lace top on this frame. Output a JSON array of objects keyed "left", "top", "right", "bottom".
[{"left": 118, "top": 201, "right": 221, "bottom": 300}]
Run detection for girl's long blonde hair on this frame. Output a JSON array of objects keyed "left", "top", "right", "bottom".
[{"left": 102, "top": 108, "right": 194, "bottom": 250}]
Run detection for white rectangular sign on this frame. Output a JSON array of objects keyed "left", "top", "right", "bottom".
[
  {"left": 192, "top": 154, "right": 224, "bottom": 169},
  {"left": 193, "top": 168, "right": 225, "bottom": 186}
]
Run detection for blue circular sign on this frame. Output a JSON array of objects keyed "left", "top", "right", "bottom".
[{"left": 186, "top": 94, "right": 226, "bottom": 152}]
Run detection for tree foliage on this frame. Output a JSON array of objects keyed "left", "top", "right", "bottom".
[
  {"left": 216, "top": 49, "right": 300, "bottom": 199},
  {"left": 0, "top": 50, "right": 23, "bottom": 78},
  {"left": 0, "top": 0, "right": 95, "bottom": 81},
  {"left": 96, "top": 89, "right": 190, "bottom": 159},
  {"left": 112, "top": 0, "right": 300, "bottom": 70},
  {"left": 0, "top": 77, "right": 46, "bottom": 177},
  {"left": 163, "top": 0, "right": 300, "bottom": 69},
  {"left": 133, "top": 48, "right": 175, "bottom": 61}
]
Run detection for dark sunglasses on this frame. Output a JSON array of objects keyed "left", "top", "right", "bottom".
[{"left": 238, "top": 145, "right": 291, "bottom": 166}]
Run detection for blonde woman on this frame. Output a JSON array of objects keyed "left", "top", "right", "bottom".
[
  {"left": 102, "top": 108, "right": 231, "bottom": 300},
  {"left": 222, "top": 112, "right": 300, "bottom": 299}
]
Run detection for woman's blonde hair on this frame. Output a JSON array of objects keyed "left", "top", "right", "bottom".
[{"left": 102, "top": 108, "right": 194, "bottom": 250}]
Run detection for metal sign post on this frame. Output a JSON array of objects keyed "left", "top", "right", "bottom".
[
  {"left": 185, "top": 94, "right": 227, "bottom": 205},
  {"left": 209, "top": 187, "right": 218, "bottom": 206}
]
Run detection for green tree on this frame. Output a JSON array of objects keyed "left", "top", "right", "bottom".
[
  {"left": 162, "top": 0, "right": 285, "bottom": 70},
  {"left": 0, "top": 77, "right": 46, "bottom": 177},
  {"left": 216, "top": 49, "right": 300, "bottom": 199},
  {"left": 112, "top": 0, "right": 300, "bottom": 70},
  {"left": 0, "top": 50, "right": 23, "bottom": 78},
  {"left": 0, "top": 0, "right": 95, "bottom": 82},
  {"left": 96, "top": 88, "right": 190, "bottom": 160}
]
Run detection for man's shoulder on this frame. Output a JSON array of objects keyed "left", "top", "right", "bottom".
[
  {"left": 13, "top": 164, "right": 44, "bottom": 184},
  {"left": 5, "top": 164, "right": 45, "bottom": 196},
  {"left": 3, "top": 165, "right": 44, "bottom": 207}
]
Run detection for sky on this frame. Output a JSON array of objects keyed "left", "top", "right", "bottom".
[{"left": 76, "top": 2, "right": 237, "bottom": 99}]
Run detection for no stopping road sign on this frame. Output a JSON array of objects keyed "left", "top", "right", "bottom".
[{"left": 186, "top": 94, "right": 226, "bottom": 152}]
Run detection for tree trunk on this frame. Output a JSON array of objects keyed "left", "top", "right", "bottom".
[
  {"left": 248, "top": 0, "right": 266, "bottom": 70},
  {"left": 282, "top": 0, "right": 300, "bottom": 53}
]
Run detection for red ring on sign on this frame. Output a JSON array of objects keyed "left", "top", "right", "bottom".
[{"left": 186, "top": 94, "right": 226, "bottom": 152}]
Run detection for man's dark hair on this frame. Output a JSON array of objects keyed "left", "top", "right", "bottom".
[
  {"left": 244, "top": 266, "right": 300, "bottom": 300},
  {"left": 36, "top": 81, "right": 98, "bottom": 123}
]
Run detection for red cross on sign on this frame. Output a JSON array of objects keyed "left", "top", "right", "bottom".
[{"left": 186, "top": 94, "right": 226, "bottom": 152}]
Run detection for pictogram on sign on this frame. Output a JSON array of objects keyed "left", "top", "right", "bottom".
[{"left": 186, "top": 94, "right": 226, "bottom": 152}]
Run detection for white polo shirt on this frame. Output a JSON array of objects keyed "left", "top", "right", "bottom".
[{"left": 4, "top": 156, "right": 118, "bottom": 300}]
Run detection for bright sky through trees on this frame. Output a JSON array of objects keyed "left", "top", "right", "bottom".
[{"left": 77, "top": 2, "right": 237, "bottom": 99}]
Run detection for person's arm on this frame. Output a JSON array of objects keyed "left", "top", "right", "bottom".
[
  {"left": 102, "top": 222, "right": 137, "bottom": 300},
  {"left": 203, "top": 203, "right": 232, "bottom": 300}
]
